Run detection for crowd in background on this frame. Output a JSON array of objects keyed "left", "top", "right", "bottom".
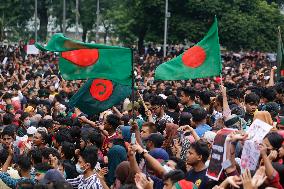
[{"left": 0, "top": 42, "right": 283, "bottom": 189}]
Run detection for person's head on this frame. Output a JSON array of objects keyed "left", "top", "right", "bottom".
[
  {"left": 34, "top": 163, "right": 53, "bottom": 183},
  {"left": 263, "top": 132, "right": 284, "bottom": 154},
  {"left": 17, "top": 155, "right": 32, "bottom": 176},
  {"left": 179, "top": 112, "right": 192, "bottom": 126},
  {"left": 198, "top": 91, "right": 212, "bottom": 106},
  {"left": 41, "top": 147, "right": 60, "bottom": 165},
  {"left": 145, "top": 133, "right": 164, "bottom": 150},
  {"left": 191, "top": 107, "right": 207, "bottom": 125},
  {"left": 28, "top": 149, "right": 42, "bottom": 165},
  {"left": 166, "top": 95, "right": 179, "bottom": 110},
  {"left": 104, "top": 114, "right": 120, "bottom": 132},
  {"left": 141, "top": 122, "right": 156, "bottom": 140},
  {"left": 76, "top": 145, "right": 98, "bottom": 174},
  {"left": 261, "top": 102, "right": 280, "bottom": 121},
  {"left": 20, "top": 112, "right": 31, "bottom": 127},
  {"left": 261, "top": 87, "right": 277, "bottom": 103},
  {"left": 16, "top": 179, "right": 34, "bottom": 189},
  {"left": 172, "top": 179, "right": 196, "bottom": 189},
  {"left": 166, "top": 157, "right": 187, "bottom": 173},
  {"left": 180, "top": 87, "right": 196, "bottom": 105},
  {"left": 53, "top": 129, "right": 72, "bottom": 149},
  {"left": 3, "top": 113, "right": 14, "bottom": 125},
  {"left": 150, "top": 95, "right": 167, "bottom": 116},
  {"left": 163, "top": 170, "right": 185, "bottom": 189},
  {"left": 33, "top": 131, "right": 48, "bottom": 148},
  {"left": 186, "top": 141, "right": 209, "bottom": 167},
  {"left": 59, "top": 141, "right": 75, "bottom": 160},
  {"left": 244, "top": 92, "right": 260, "bottom": 114},
  {"left": 1, "top": 125, "right": 15, "bottom": 147}
]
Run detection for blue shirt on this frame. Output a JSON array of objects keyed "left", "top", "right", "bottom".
[
  {"left": 0, "top": 172, "right": 34, "bottom": 189},
  {"left": 195, "top": 124, "right": 212, "bottom": 137}
]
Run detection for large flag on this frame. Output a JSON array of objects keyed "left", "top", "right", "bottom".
[
  {"left": 155, "top": 17, "right": 221, "bottom": 81},
  {"left": 35, "top": 34, "right": 132, "bottom": 85},
  {"left": 69, "top": 78, "right": 132, "bottom": 115},
  {"left": 277, "top": 27, "right": 284, "bottom": 79}
]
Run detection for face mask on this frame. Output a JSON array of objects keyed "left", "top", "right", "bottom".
[
  {"left": 24, "top": 120, "right": 31, "bottom": 127},
  {"left": 76, "top": 163, "right": 86, "bottom": 174}
]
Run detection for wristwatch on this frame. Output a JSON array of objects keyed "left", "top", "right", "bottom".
[{"left": 140, "top": 149, "right": 148, "bottom": 157}]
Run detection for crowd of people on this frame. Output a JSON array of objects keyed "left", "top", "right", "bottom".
[{"left": 0, "top": 42, "right": 283, "bottom": 189}]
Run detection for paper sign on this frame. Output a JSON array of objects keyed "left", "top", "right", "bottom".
[
  {"left": 26, "top": 45, "right": 39, "bottom": 55},
  {"left": 206, "top": 128, "right": 234, "bottom": 181},
  {"left": 246, "top": 119, "right": 272, "bottom": 142},
  {"left": 241, "top": 119, "right": 272, "bottom": 171}
]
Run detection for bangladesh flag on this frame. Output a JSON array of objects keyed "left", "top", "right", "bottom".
[
  {"left": 69, "top": 78, "right": 131, "bottom": 115},
  {"left": 35, "top": 34, "right": 132, "bottom": 85},
  {"left": 277, "top": 27, "right": 284, "bottom": 79},
  {"left": 155, "top": 17, "right": 221, "bottom": 81}
]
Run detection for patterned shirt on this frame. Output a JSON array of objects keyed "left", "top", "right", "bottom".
[
  {"left": 67, "top": 174, "right": 103, "bottom": 189},
  {"left": 0, "top": 172, "right": 34, "bottom": 189}
]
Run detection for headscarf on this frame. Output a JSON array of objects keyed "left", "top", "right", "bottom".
[
  {"left": 106, "top": 145, "right": 127, "bottom": 186},
  {"left": 253, "top": 111, "right": 273, "bottom": 126}
]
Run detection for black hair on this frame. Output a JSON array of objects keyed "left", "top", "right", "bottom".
[
  {"left": 262, "top": 87, "right": 277, "bottom": 102},
  {"left": 18, "top": 155, "right": 32, "bottom": 171},
  {"left": 166, "top": 95, "right": 179, "bottom": 109},
  {"left": 28, "top": 149, "right": 42, "bottom": 165},
  {"left": 34, "top": 163, "right": 52, "bottom": 172},
  {"left": 150, "top": 95, "right": 167, "bottom": 106},
  {"left": 88, "top": 131, "right": 103, "bottom": 149},
  {"left": 3, "top": 113, "right": 15, "bottom": 125},
  {"left": 198, "top": 91, "right": 212, "bottom": 105},
  {"left": 2, "top": 93, "right": 13, "bottom": 100},
  {"left": 106, "top": 114, "right": 120, "bottom": 130},
  {"left": 169, "top": 157, "right": 187, "bottom": 173},
  {"left": 61, "top": 141, "right": 75, "bottom": 160},
  {"left": 54, "top": 128, "right": 72, "bottom": 145},
  {"left": 265, "top": 132, "right": 284, "bottom": 150},
  {"left": 81, "top": 145, "right": 98, "bottom": 169},
  {"left": 244, "top": 92, "right": 260, "bottom": 105},
  {"left": 179, "top": 112, "right": 192, "bottom": 126},
  {"left": 20, "top": 112, "right": 29, "bottom": 121},
  {"left": 119, "top": 184, "right": 138, "bottom": 189},
  {"left": 112, "top": 138, "right": 127, "bottom": 150},
  {"left": 190, "top": 140, "right": 210, "bottom": 163},
  {"left": 191, "top": 107, "right": 207, "bottom": 123},
  {"left": 50, "top": 182, "right": 73, "bottom": 189},
  {"left": 181, "top": 87, "right": 196, "bottom": 100},
  {"left": 163, "top": 169, "right": 185, "bottom": 183},
  {"left": 41, "top": 147, "right": 60, "bottom": 160},
  {"left": 37, "top": 131, "right": 49, "bottom": 145},
  {"left": 121, "top": 114, "right": 130, "bottom": 126},
  {"left": 1, "top": 125, "right": 15, "bottom": 138}
]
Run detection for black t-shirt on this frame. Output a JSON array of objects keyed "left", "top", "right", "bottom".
[
  {"left": 186, "top": 168, "right": 209, "bottom": 189},
  {"left": 244, "top": 112, "right": 254, "bottom": 126}
]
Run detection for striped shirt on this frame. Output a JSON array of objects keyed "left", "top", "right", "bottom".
[{"left": 67, "top": 174, "right": 103, "bottom": 189}]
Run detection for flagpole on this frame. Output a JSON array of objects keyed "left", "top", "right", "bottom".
[
  {"left": 35, "top": 0, "right": 38, "bottom": 42},
  {"left": 277, "top": 26, "right": 282, "bottom": 81},
  {"left": 131, "top": 48, "right": 135, "bottom": 123}
]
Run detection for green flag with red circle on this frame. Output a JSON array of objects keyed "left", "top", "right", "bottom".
[
  {"left": 35, "top": 34, "right": 132, "bottom": 85},
  {"left": 69, "top": 78, "right": 132, "bottom": 115},
  {"left": 155, "top": 17, "right": 221, "bottom": 81}
]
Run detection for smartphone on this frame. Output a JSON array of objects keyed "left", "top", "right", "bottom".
[{"left": 131, "top": 133, "right": 136, "bottom": 145}]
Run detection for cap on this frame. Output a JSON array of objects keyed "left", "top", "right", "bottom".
[
  {"left": 42, "top": 169, "right": 65, "bottom": 184},
  {"left": 126, "top": 102, "right": 140, "bottom": 111},
  {"left": 25, "top": 106, "right": 34, "bottom": 113},
  {"left": 145, "top": 133, "right": 164, "bottom": 148},
  {"left": 149, "top": 148, "right": 169, "bottom": 161},
  {"left": 27, "top": 126, "right": 37, "bottom": 135}
]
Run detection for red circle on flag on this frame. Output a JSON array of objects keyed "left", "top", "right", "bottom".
[
  {"left": 89, "top": 79, "right": 113, "bottom": 101},
  {"left": 182, "top": 46, "right": 206, "bottom": 68},
  {"left": 62, "top": 49, "right": 99, "bottom": 67}
]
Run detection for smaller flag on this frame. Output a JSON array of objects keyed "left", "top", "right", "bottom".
[
  {"left": 35, "top": 34, "right": 132, "bottom": 85},
  {"left": 155, "top": 17, "right": 222, "bottom": 81},
  {"left": 69, "top": 78, "right": 132, "bottom": 115}
]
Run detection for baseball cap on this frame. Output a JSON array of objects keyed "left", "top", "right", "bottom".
[
  {"left": 42, "top": 169, "right": 65, "bottom": 184},
  {"left": 149, "top": 148, "right": 169, "bottom": 161}
]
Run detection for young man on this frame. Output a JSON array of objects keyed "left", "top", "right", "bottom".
[
  {"left": 140, "top": 122, "right": 157, "bottom": 141},
  {"left": 180, "top": 87, "right": 200, "bottom": 113},
  {"left": 67, "top": 145, "right": 102, "bottom": 189},
  {"left": 186, "top": 141, "right": 210, "bottom": 189},
  {"left": 191, "top": 107, "right": 211, "bottom": 138},
  {"left": 244, "top": 92, "right": 259, "bottom": 126},
  {"left": 163, "top": 170, "right": 185, "bottom": 189}
]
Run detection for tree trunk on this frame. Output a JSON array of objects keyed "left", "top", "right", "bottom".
[
  {"left": 38, "top": 2, "right": 48, "bottom": 42},
  {"left": 82, "top": 27, "right": 87, "bottom": 42},
  {"left": 104, "top": 27, "right": 109, "bottom": 44},
  {"left": 138, "top": 35, "right": 144, "bottom": 55}
]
